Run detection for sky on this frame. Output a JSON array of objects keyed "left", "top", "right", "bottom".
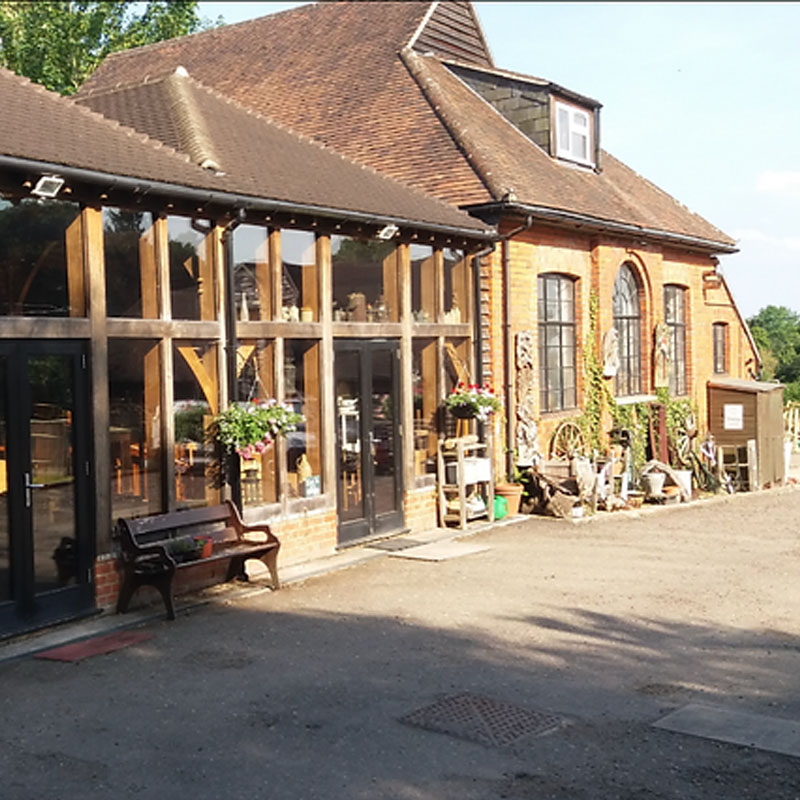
[{"left": 196, "top": 2, "right": 800, "bottom": 319}]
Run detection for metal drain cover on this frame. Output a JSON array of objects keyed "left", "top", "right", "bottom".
[{"left": 400, "top": 692, "right": 564, "bottom": 747}]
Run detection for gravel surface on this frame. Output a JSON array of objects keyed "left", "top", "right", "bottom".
[{"left": 1, "top": 487, "right": 799, "bottom": 798}]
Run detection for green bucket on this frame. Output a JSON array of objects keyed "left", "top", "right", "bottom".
[{"left": 493, "top": 494, "right": 509, "bottom": 520}]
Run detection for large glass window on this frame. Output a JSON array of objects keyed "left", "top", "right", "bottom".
[
  {"left": 613, "top": 263, "right": 642, "bottom": 396},
  {"left": 108, "top": 339, "right": 162, "bottom": 519},
  {"left": 284, "top": 340, "right": 323, "bottom": 498},
  {"left": 236, "top": 340, "right": 278, "bottom": 506},
  {"left": 713, "top": 322, "right": 728, "bottom": 374},
  {"left": 104, "top": 208, "right": 158, "bottom": 318},
  {"left": 173, "top": 341, "right": 220, "bottom": 509},
  {"left": 0, "top": 196, "right": 83, "bottom": 317},
  {"left": 664, "top": 285, "right": 687, "bottom": 396},
  {"left": 412, "top": 339, "right": 438, "bottom": 475},
  {"left": 538, "top": 274, "right": 576, "bottom": 412},
  {"left": 410, "top": 244, "right": 435, "bottom": 323},
  {"left": 281, "top": 229, "right": 318, "bottom": 322},
  {"left": 443, "top": 249, "right": 471, "bottom": 324},
  {"left": 232, "top": 224, "right": 272, "bottom": 321},
  {"left": 167, "top": 216, "right": 216, "bottom": 321},
  {"left": 332, "top": 235, "right": 398, "bottom": 322}
]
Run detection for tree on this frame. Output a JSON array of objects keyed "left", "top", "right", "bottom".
[
  {"left": 0, "top": 2, "right": 209, "bottom": 95},
  {"left": 748, "top": 305, "right": 800, "bottom": 400}
]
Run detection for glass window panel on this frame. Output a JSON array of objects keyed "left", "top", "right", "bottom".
[
  {"left": 410, "top": 244, "right": 435, "bottom": 323},
  {"left": 412, "top": 339, "right": 438, "bottom": 475},
  {"left": 0, "top": 196, "right": 82, "bottom": 317},
  {"left": 285, "top": 340, "right": 323, "bottom": 497},
  {"left": 236, "top": 340, "right": 278, "bottom": 506},
  {"left": 0, "top": 357, "right": 6, "bottom": 602},
  {"left": 109, "top": 339, "right": 163, "bottom": 519},
  {"left": 332, "top": 235, "right": 398, "bottom": 322},
  {"left": 173, "top": 341, "right": 219, "bottom": 509},
  {"left": 557, "top": 107, "right": 570, "bottom": 150},
  {"left": 104, "top": 208, "right": 157, "bottom": 318},
  {"left": 443, "top": 249, "right": 469, "bottom": 324},
  {"left": 281, "top": 229, "right": 318, "bottom": 322},
  {"left": 232, "top": 224, "right": 272, "bottom": 322},
  {"left": 168, "top": 216, "right": 216, "bottom": 321},
  {"left": 572, "top": 132, "right": 587, "bottom": 160}
]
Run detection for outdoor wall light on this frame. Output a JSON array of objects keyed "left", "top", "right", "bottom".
[
  {"left": 31, "top": 175, "right": 65, "bottom": 198},
  {"left": 377, "top": 223, "right": 399, "bottom": 240}
]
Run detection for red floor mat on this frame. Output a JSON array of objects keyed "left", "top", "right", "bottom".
[{"left": 34, "top": 630, "right": 152, "bottom": 662}]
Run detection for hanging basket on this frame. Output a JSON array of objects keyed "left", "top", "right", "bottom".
[{"left": 449, "top": 405, "right": 477, "bottom": 420}]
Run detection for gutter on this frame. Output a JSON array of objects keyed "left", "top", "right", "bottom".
[
  {"left": 464, "top": 200, "right": 738, "bottom": 255},
  {"left": 0, "top": 155, "right": 494, "bottom": 241}
]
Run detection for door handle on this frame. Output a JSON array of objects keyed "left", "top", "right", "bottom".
[{"left": 24, "top": 472, "right": 44, "bottom": 507}]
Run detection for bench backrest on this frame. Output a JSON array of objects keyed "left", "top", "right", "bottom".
[{"left": 118, "top": 502, "right": 242, "bottom": 549}]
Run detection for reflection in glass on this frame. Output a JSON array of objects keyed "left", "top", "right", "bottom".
[
  {"left": 371, "top": 348, "right": 398, "bottom": 516},
  {"left": 285, "top": 340, "right": 323, "bottom": 498},
  {"left": 412, "top": 339, "right": 438, "bottom": 475},
  {"left": 331, "top": 235, "right": 398, "bottom": 322},
  {"left": 232, "top": 224, "right": 272, "bottom": 321},
  {"left": 104, "top": 208, "right": 157, "bottom": 318},
  {"left": 173, "top": 341, "right": 220, "bottom": 509},
  {"left": 0, "top": 196, "right": 82, "bottom": 317},
  {"left": 168, "top": 216, "right": 215, "bottom": 321},
  {"left": 335, "top": 350, "right": 363, "bottom": 523},
  {"left": 29, "top": 356, "right": 75, "bottom": 592},
  {"left": 109, "top": 339, "right": 162, "bottom": 520},
  {"left": 443, "top": 249, "right": 470, "bottom": 324},
  {"left": 236, "top": 340, "right": 278, "bottom": 506},
  {"left": 281, "top": 230, "right": 318, "bottom": 322},
  {"left": 410, "top": 244, "right": 435, "bottom": 323}
]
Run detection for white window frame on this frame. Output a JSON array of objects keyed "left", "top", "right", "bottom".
[{"left": 554, "top": 100, "right": 593, "bottom": 166}]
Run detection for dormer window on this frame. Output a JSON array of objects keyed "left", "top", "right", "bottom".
[{"left": 555, "top": 100, "right": 593, "bottom": 166}]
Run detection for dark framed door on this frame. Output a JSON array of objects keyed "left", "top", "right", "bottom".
[
  {"left": 334, "top": 340, "right": 403, "bottom": 545},
  {"left": 0, "top": 341, "right": 94, "bottom": 636}
]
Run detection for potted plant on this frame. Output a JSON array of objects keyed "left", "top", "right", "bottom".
[
  {"left": 212, "top": 398, "right": 304, "bottom": 459},
  {"left": 444, "top": 382, "right": 503, "bottom": 421}
]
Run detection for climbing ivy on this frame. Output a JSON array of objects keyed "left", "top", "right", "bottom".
[{"left": 576, "top": 291, "right": 608, "bottom": 454}]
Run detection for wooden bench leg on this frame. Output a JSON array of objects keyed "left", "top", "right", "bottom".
[
  {"left": 153, "top": 574, "right": 176, "bottom": 621},
  {"left": 263, "top": 549, "right": 280, "bottom": 590},
  {"left": 116, "top": 572, "right": 137, "bottom": 615}
]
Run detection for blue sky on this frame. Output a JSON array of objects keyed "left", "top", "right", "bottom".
[{"left": 197, "top": 2, "right": 800, "bottom": 319}]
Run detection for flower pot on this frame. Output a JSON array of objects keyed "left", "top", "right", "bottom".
[
  {"left": 494, "top": 483, "right": 523, "bottom": 515},
  {"left": 641, "top": 472, "right": 665, "bottom": 498},
  {"left": 449, "top": 405, "right": 476, "bottom": 419}
]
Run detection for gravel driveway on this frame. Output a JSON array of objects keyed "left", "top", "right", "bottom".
[{"left": 1, "top": 488, "right": 799, "bottom": 799}]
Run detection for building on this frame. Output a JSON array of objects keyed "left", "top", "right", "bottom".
[{"left": 0, "top": 63, "right": 491, "bottom": 636}]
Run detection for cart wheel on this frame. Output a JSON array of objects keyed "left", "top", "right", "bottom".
[
  {"left": 672, "top": 412, "right": 697, "bottom": 467},
  {"left": 549, "top": 420, "right": 586, "bottom": 460}
]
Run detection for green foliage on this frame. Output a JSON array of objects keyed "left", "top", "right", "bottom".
[
  {"left": 577, "top": 292, "right": 607, "bottom": 453},
  {"left": 213, "top": 399, "right": 303, "bottom": 459},
  {"left": 0, "top": 1, "right": 209, "bottom": 95},
  {"left": 748, "top": 304, "right": 800, "bottom": 400}
]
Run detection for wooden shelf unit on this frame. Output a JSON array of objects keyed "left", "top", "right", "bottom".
[{"left": 437, "top": 437, "right": 495, "bottom": 529}]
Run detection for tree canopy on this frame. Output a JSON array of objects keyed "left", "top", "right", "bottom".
[
  {"left": 748, "top": 305, "right": 800, "bottom": 401},
  {"left": 0, "top": 1, "right": 209, "bottom": 95}
]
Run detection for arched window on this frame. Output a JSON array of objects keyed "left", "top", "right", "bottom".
[
  {"left": 613, "top": 263, "right": 642, "bottom": 396},
  {"left": 664, "top": 285, "right": 688, "bottom": 395},
  {"left": 713, "top": 322, "right": 728, "bottom": 375},
  {"left": 538, "top": 273, "right": 576, "bottom": 412}
]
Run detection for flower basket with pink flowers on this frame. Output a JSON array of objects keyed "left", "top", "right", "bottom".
[
  {"left": 213, "top": 398, "right": 304, "bottom": 459},
  {"left": 444, "top": 382, "right": 502, "bottom": 422}
]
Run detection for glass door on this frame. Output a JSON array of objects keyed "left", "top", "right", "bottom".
[
  {"left": 0, "top": 341, "right": 93, "bottom": 635},
  {"left": 334, "top": 340, "right": 403, "bottom": 545}
]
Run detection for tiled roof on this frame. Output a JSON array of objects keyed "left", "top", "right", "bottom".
[
  {"left": 79, "top": 1, "right": 734, "bottom": 249},
  {"left": 0, "top": 65, "right": 490, "bottom": 235},
  {"left": 78, "top": 1, "right": 492, "bottom": 206}
]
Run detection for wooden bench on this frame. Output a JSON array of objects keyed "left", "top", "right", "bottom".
[{"left": 115, "top": 500, "right": 280, "bottom": 620}]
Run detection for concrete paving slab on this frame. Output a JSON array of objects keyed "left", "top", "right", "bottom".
[
  {"left": 387, "top": 540, "right": 490, "bottom": 561},
  {"left": 653, "top": 704, "right": 800, "bottom": 758}
]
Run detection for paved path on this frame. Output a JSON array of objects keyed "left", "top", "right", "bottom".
[{"left": 2, "top": 488, "right": 800, "bottom": 799}]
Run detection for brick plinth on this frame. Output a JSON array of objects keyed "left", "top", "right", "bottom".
[{"left": 404, "top": 486, "right": 437, "bottom": 532}]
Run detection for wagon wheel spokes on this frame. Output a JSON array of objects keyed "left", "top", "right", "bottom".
[
  {"left": 550, "top": 420, "right": 586, "bottom": 461},
  {"left": 671, "top": 412, "right": 697, "bottom": 467}
]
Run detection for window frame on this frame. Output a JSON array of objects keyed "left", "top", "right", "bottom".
[
  {"left": 554, "top": 100, "right": 594, "bottom": 166},
  {"left": 538, "top": 273, "right": 577, "bottom": 413},
  {"left": 713, "top": 322, "right": 728, "bottom": 375},
  {"left": 613, "top": 263, "right": 642, "bottom": 397},
  {"left": 664, "top": 284, "right": 688, "bottom": 396}
]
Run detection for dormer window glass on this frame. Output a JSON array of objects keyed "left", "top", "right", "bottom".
[{"left": 555, "top": 101, "right": 592, "bottom": 166}]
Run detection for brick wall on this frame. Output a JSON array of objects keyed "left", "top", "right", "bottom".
[{"left": 404, "top": 485, "right": 437, "bottom": 532}]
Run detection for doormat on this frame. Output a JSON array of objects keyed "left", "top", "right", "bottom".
[
  {"left": 388, "top": 540, "right": 489, "bottom": 561},
  {"left": 34, "top": 630, "right": 153, "bottom": 663},
  {"left": 367, "top": 537, "right": 425, "bottom": 552},
  {"left": 654, "top": 704, "right": 800, "bottom": 759},
  {"left": 400, "top": 692, "right": 565, "bottom": 747}
]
